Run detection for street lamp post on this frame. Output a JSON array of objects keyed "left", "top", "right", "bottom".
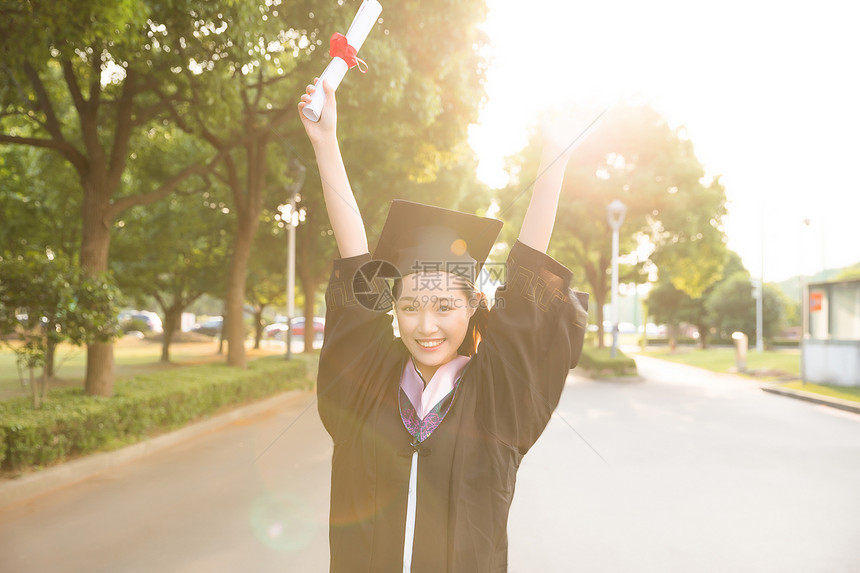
[
  {"left": 756, "top": 207, "right": 765, "bottom": 353},
  {"left": 753, "top": 277, "right": 763, "bottom": 352},
  {"left": 279, "top": 193, "right": 304, "bottom": 360},
  {"left": 800, "top": 218, "right": 811, "bottom": 383},
  {"left": 607, "top": 200, "right": 627, "bottom": 359}
]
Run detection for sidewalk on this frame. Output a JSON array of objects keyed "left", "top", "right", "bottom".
[
  {"left": 0, "top": 389, "right": 311, "bottom": 509},
  {"left": 626, "top": 348, "right": 860, "bottom": 415}
]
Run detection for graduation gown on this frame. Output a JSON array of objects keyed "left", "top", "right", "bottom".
[{"left": 318, "top": 240, "right": 588, "bottom": 572}]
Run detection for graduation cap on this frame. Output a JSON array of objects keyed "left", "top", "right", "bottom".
[{"left": 372, "top": 200, "right": 503, "bottom": 284}]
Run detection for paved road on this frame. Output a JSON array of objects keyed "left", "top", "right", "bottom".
[
  {"left": 508, "top": 354, "right": 860, "bottom": 572},
  {"left": 2, "top": 355, "right": 859, "bottom": 572}
]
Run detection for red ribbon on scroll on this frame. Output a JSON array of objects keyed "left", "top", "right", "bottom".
[{"left": 329, "top": 32, "right": 368, "bottom": 72}]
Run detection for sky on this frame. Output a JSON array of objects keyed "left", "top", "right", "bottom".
[{"left": 468, "top": 0, "right": 860, "bottom": 282}]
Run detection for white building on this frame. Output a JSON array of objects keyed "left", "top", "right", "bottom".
[{"left": 803, "top": 278, "right": 860, "bottom": 386}]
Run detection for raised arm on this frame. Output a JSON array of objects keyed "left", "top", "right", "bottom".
[
  {"left": 516, "top": 144, "right": 569, "bottom": 254},
  {"left": 299, "top": 80, "right": 369, "bottom": 258},
  {"left": 518, "top": 107, "right": 604, "bottom": 253}
]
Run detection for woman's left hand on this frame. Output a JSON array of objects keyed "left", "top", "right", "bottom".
[{"left": 538, "top": 105, "right": 606, "bottom": 161}]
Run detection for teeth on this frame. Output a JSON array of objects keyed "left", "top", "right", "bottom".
[{"left": 417, "top": 340, "right": 443, "bottom": 348}]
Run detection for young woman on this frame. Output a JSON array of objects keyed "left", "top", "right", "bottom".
[{"left": 299, "top": 79, "right": 588, "bottom": 572}]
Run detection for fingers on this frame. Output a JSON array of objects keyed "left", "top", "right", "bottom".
[
  {"left": 300, "top": 77, "right": 332, "bottom": 117},
  {"left": 320, "top": 79, "right": 336, "bottom": 111},
  {"left": 298, "top": 85, "right": 315, "bottom": 113}
]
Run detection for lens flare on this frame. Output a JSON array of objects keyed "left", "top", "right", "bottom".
[{"left": 249, "top": 491, "right": 318, "bottom": 553}]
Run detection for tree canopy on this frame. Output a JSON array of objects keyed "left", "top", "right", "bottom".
[
  {"left": 647, "top": 250, "right": 746, "bottom": 347},
  {"left": 0, "top": 0, "right": 225, "bottom": 394},
  {"left": 501, "top": 104, "right": 728, "bottom": 346},
  {"left": 0, "top": 251, "right": 119, "bottom": 407},
  {"left": 705, "top": 272, "right": 787, "bottom": 343},
  {"left": 1, "top": 0, "right": 493, "bottom": 388}
]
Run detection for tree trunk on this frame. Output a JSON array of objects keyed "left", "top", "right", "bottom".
[
  {"left": 161, "top": 305, "right": 183, "bottom": 362},
  {"left": 697, "top": 321, "right": 709, "bottom": 349},
  {"left": 668, "top": 324, "right": 678, "bottom": 352},
  {"left": 296, "top": 222, "right": 324, "bottom": 355},
  {"left": 45, "top": 338, "right": 56, "bottom": 379},
  {"left": 29, "top": 367, "right": 38, "bottom": 409},
  {"left": 39, "top": 367, "right": 48, "bottom": 405},
  {"left": 583, "top": 258, "right": 609, "bottom": 349},
  {"left": 225, "top": 127, "right": 269, "bottom": 366},
  {"left": 226, "top": 218, "right": 256, "bottom": 368},
  {"left": 303, "top": 280, "right": 318, "bottom": 353},
  {"left": 595, "top": 303, "right": 606, "bottom": 349},
  {"left": 81, "top": 179, "right": 115, "bottom": 396},
  {"left": 217, "top": 308, "right": 226, "bottom": 355},
  {"left": 252, "top": 306, "right": 265, "bottom": 350}
]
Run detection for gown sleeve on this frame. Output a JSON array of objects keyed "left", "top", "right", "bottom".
[
  {"left": 317, "top": 253, "right": 404, "bottom": 442},
  {"left": 472, "top": 240, "right": 589, "bottom": 454}
]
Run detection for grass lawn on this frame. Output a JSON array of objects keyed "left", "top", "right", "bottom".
[
  {"left": 0, "top": 335, "right": 302, "bottom": 401},
  {"left": 781, "top": 381, "right": 860, "bottom": 403},
  {"left": 641, "top": 346, "right": 800, "bottom": 380}
]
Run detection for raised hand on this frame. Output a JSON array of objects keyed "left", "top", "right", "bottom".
[
  {"left": 538, "top": 104, "right": 606, "bottom": 161},
  {"left": 296, "top": 78, "right": 368, "bottom": 258},
  {"left": 298, "top": 78, "right": 338, "bottom": 144}
]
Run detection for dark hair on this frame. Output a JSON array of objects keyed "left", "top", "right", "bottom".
[{"left": 458, "top": 289, "right": 489, "bottom": 356}]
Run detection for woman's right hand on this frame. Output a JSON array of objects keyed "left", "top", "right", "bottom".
[{"left": 298, "top": 78, "right": 338, "bottom": 145}]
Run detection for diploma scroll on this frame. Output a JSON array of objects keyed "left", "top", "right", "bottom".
[{"left": 302, "top": 0, "right": 383, "bottom": 122}]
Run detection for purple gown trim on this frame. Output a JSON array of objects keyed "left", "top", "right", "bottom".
[{"left": 398, "top": 364, "right": 468, "bottom": 443}]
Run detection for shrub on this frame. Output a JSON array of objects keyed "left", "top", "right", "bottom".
[
  {"left": 120, "top": 318, "right": 150, "bottom": 333},
  {"left": 576, "top": 346, "right": 637, "bottom": 377},
  {"left": 0, "top": 356, "right": 314, "bottom": 472}
]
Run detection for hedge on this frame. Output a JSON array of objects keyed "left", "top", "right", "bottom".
[
  {"left": 0, "top": 356, "right": 314, "bottom": 472},
  {"left": 576, "top": 346, "right": 638, "bottom": 377}
]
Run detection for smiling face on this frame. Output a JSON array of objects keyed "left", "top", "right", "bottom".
[{"left": 394, "top": 272, "right": 477, "bottom": 382}]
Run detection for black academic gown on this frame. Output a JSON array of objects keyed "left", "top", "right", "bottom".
[{"left": 318, "top": 240, "right": 588, "bottom": 573}]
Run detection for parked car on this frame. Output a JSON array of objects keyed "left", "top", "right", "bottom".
[
  {"left": 264, "top": 317, "right": 325, "bottom": 341},
  {"left": 118, "top": 310, "right": 163, "bottom": 333},
  {"left": 192, "top": 316, "right": 223, "bottom": 337},
  {"left": 618, "top": 322, "right": 637, "bottom": 334},
  {"left": 642, "top": 323, "right": 668, "bottom": 337}
]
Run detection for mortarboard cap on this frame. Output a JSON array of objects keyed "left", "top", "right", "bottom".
[{"left": 372, "top": 200, "right": 503, "bottom": 283}]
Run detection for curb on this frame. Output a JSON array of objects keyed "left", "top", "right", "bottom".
[
  {"left": 0, "top": 389, "right": 311, "bottom": 509},
  {"left": 760, "top": 384, "right": 860, "bottom": 415}
]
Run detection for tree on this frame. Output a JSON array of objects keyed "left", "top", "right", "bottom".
[
  {"left": 502, "top": 105, "right": 728, "bottom": 347},
  {"left": 834, "top": 263, "right": 860, "bottom": 281},
  {"left": 646, "top": 281, "right": 700, "bottom": 348},
  {"left": 705, "top": 271, "right": 787, "bottom": 344},
  {"left": 143, "top": 1, "right": 320, "bottom": 368},
  {"left": 648, "top": 250, "right": 746, "bottom": 348},
  {"left": 3, "top": 0, "right": 492, "bottom": 377},
  {"left": 111, "top": 168, "right": 232, "bottom": 362},
  {"left": 0, "top": 143, "right": 84, "bottom": 372},
  {"left": 648, "top": 174, "right": 728, "bottom": 300},
  {"left": 0, "top": 144, "right": 82, "bottom": 259},
  {"left": 246, "top": 209, "right": 289, "bottom": 350},
  {"left": 0, "top": 251, "right": 119, "bottom": 408},
  {"left": 146, "top": 0, "right": 491, "bottom": 364},
  {"left": 290, "top": 1, "right": 492, "bottom": 345},
  {"left": 0, "top": 1, "right": 223, "bottom": 395}
]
